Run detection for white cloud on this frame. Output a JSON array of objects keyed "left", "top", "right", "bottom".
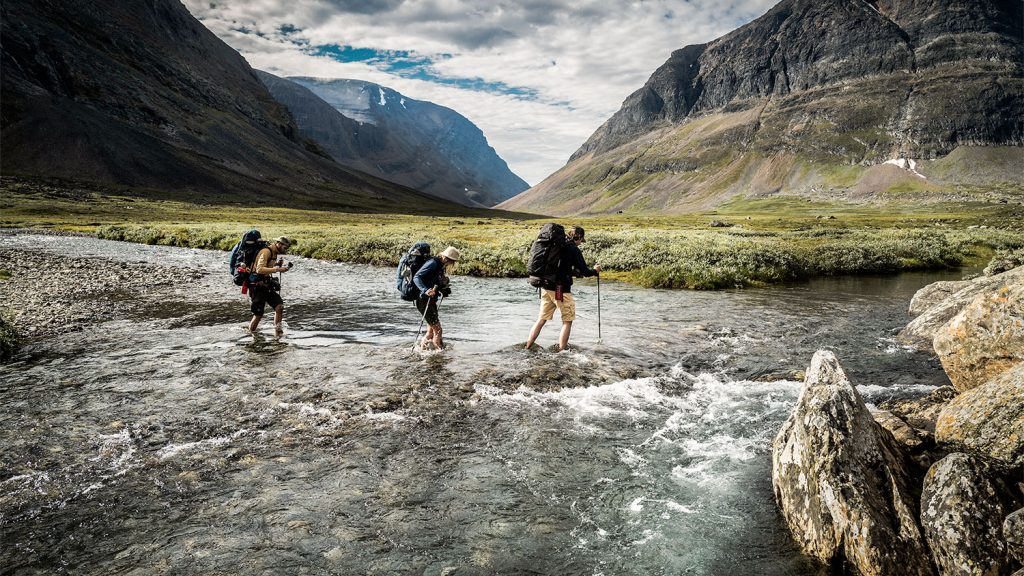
[{"left": 184, "top": 0, "right": 777, "bottom": 185}]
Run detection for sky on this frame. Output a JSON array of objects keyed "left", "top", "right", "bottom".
[{"left": 184, "top": 0, "right": 778, "bottom": 185}]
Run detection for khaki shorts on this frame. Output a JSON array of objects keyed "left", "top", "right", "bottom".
[{"left": 539, "top": 289, "right": 576, "bottom": 322}]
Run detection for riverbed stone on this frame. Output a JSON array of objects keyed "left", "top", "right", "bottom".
[
  {"left": 772, "top": 350, "right": 933, "bottom": 576},
  {"left": 934, "top": 363, "right": 1024, "bottom": 468},
  {"left": 921, "top": 453, "right": 1017, "bottom": 576},
  {"left": 933, "top": 282, "right": 1024, "bottom": 392},
  {"left": 872, "top": 409, "right": 925, "bottom": 450},
  {"left": 900, "top": 267, "right": 1024, "bottom": 350},
  {"left": 1005, "top": 509, "right": 1024, "bottom": 565}
]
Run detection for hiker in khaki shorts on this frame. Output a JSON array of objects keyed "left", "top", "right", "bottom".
[{"left": 525, "top": 226, "right": 601, "bottom": 351}]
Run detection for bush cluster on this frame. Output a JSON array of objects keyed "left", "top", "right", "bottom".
[{"left": 96, "top": 224, "right": 1024, "bottom": 290}]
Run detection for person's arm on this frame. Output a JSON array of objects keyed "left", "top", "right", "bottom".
[
  {"left": 571, "top": 246, "right": 599, "bottom": 277},
  {"left": 414, "top": 259, "right": 438, "bottom": 294},
  {"left": 253, "top": 248, "right": 287, "bottom": 275}
]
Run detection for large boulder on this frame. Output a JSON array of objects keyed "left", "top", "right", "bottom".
[
  {"left": 935, "top": 363, "right": 1024, "bottom": 468},
  {"left": 921, "top": 453, "right": 1018, "bottom": 576},
  {"left": 900, "top": 267, "right": 1024, "bottom": 350},
  {"left": 772, "top": 350, "right": 934, "bottom": 576},
  {"left": 909, "top": 280, "right": 972, "bottom": 316},
  {"left": 933, "top": 282, "right": 1024, "bottom": 392}
]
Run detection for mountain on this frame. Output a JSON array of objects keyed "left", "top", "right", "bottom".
[
  {"left": 500, "top": 0, "right": 1024, "bottom": 215},
  {"left": 266, "top": 76, "right": 530, "bottom": 207},
  {"left": 0, "top": 0, "right": 465, "bottom": 214}
]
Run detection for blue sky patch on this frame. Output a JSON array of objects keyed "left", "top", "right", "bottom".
[{"left": 309, "top": 43, "right": 544, "bottom": 102}]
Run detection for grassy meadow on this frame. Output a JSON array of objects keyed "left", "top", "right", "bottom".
[{"left": 3, "top": 179, "right": 1023, "bottom": 289}]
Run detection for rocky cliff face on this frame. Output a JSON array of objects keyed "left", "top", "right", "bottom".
[
  {"left": 501, "top": 0, "right": 1024, "bottom": 215},
  {"left": 0, "top": 0, "right": 461, "bottom": 213},
  {"left": 262, "top": 75, "right": 529, "bottom": 207}
]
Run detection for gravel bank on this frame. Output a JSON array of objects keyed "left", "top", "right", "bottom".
[{"left": 0, "top": 247, "right": 202, "bottom": 340}]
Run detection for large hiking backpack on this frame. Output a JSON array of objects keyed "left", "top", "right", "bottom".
[
  {"left": 229, "top": 229, "right": 268, "bottom": 286},
  {"left": 527, "top": 223, "right": 566, "bottom": 290},
  {"left": 396, "top": 242, "right": 431, "bottom": 300}
]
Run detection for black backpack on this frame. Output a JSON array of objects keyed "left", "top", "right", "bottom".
[
  {"left": 229, "top": 229, "right": 268, "bottom": 286},
  {"left": 527, "top": 223, "right": 566, "bottom": 290},
  {"left": 396, "top": 242, "right": 431, "bottom": 300}
]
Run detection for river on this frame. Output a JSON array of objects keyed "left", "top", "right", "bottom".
[{"left": 0, "top": 234, "right": 955, "bottom": 575}]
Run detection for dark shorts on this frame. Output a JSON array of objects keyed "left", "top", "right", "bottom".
[
  {"left": 416, "top": 297, "right": 440, "bottom": 326},
  {"left": 250, "top": 286, "right": 283, "bottom": 316}
]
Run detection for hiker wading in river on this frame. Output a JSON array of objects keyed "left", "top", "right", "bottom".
[
  {"left": 248, "top": 236, "right": 292, "bottom": 336},
  {"left": 525, "top": 226, "right": 600, "bottom": 351},
  {"left": 414, "top": 246, "right": 459, "bottom": 350}
]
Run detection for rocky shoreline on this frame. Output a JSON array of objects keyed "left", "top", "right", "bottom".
[
  {"left": 772, "top": 263, "right": 1024, "bottom": 575},
  {"left": 0, "top": 244, "right": 202, "bottom": 343}
]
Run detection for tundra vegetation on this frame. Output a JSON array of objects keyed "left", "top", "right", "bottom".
[{"left": 3, "top": 180, "right": 1022, "bottom": 290}]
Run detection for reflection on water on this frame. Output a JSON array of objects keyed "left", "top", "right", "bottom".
[{"left": 0, "top": 234, "right": 954, "bottom": 574}]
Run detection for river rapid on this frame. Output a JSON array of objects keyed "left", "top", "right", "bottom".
[{"left": 0, "top": 234, "right": 956, "bottom": 575}]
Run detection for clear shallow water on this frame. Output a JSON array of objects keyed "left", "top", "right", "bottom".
[{"left": 0, "top": 234, "right": 954, "bottom": 574}]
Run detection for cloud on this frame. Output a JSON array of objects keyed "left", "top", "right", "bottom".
[{"left": 185, "top": 0, "right": 777, "bottom": 185}]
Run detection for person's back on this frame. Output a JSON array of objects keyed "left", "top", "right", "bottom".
[{"left": 525, "top": 226, "right": 600, "bottom": 351}]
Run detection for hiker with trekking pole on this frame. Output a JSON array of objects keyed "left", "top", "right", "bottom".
[
  {"left": 524, "top": 225, "right": 601, "bottom": 351},
  {"left": 396, "top": 243, "right": 460, "bottom": 350}
]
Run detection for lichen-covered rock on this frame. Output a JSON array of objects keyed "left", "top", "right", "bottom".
[
  {"left": 909, "top": 280, "right": 972, "bottom": 317},
  {"left": 1006, "top": 508, "right": 1024, "bottom": 566},
  {"left": 773, "top": 350, "right": 934, "bottom": 576},
  {"left": 921, "top": 453, "right": 1017, "bottom": 576},
  {"left": 873, "top": 409, "right": 926, "bottom": 450},
  {"left": 900, "top": 267, "right": 1024, "bottom": 350},
  {"left": 935, "top": 363, "right": 1024, "bottom": 468},
  {"left": 933, "top": 282, "right": 1024, "bottom": 392}
]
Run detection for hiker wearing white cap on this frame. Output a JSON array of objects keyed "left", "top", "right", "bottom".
[
  {"left": 413, "top": 246, "right": 460, "bottom": 349},
  {"left": 247, "top": 236, "right": 293, "bottom": 336}
]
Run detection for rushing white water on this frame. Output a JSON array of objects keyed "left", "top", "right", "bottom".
[{"left": 1, "top": 233, "right": 957, "bottom": 574}]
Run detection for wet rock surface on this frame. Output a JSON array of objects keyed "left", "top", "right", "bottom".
[
  {"left": 0, "top": 246, "right": 202, "bottom": 340},
  {"left": 921, "top": 453, "right": 1019, "bottom": 576},
  {"left": 935, "top": 362, "right": 1024, "bottom": 468},
  {"left": 933, "top": 281, "right": 1024, "bottom": 392},
  {"left": 772, "top": 350, "right": 933, "bottom": 576}
]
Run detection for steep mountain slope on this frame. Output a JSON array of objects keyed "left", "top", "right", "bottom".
[
  {"left": 500, "top": 0, "right": 1024, "bottom": 215},
  {"left": 0, "top": 0, "right": 463, "bottom": 213},
  {"left": 279, "top": 76, "right": 530, "bottom": 207}
]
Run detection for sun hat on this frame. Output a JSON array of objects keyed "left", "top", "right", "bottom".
[
  {"left": 274, "top": 236, "right": 292, "bottom": 248},
  {"left": 438, "top": 246, "right": 461, "bottom": 261}
]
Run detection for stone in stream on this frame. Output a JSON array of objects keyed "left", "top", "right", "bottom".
[
  {"left": 772, "top": 350, "right": 933, "bottom": 576},
  {"left": 1005, "top": 508, "right": 1024, "bottom": 566},
  {"left": 920, "top": 453, "right": 1019, "bottom": 576},
  {"left": 934, "top": 362, "right": 1024, "bottom": 468},
  {"left": 872, "top": 408, "right": 926, "bottom": 451},
  {"left": 879, "top": 386, "right": 958, "bottom": 434},
  {"left": 933, "top": 282, "right": 1024, "bottom": 392},
  {"left": 908, "top": 280, "right": 972, "bottom": 316},
  {"left": 900, "top": 267, "right": 1024, "bottom": 351}
]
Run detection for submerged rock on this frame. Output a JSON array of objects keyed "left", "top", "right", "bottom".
[
  {"left": 900, "top": 267, "right": 1024, "bottom": 350},
  {"left": 935, "top": 363, "right": 1024, "bottom": 468},
  {"left": 933, "top": 283, "right": 1024, "bottom": 392},
  {"left": 772, "top": 350, "right": 933, "bottom": 576},
  {"left": 921, "top": 453, "right": 1018, "bottom": 576}
]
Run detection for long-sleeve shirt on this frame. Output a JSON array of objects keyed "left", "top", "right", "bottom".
[
  {"left": 413, "top": 257, "right": 444, "bottom": 297},
  {"left": 252, "top": 246, "right": 280, "bottom": 277},
  {"left": 558, "top": 243, "right": 597, "bottom": 293}
]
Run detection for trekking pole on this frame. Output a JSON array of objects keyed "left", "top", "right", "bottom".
[
  {"left": 412, "top": 285, "right": 439, "bottom": 351},
  {"left": 597, "top": 274, "right": 602, "bottom": 343}
]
